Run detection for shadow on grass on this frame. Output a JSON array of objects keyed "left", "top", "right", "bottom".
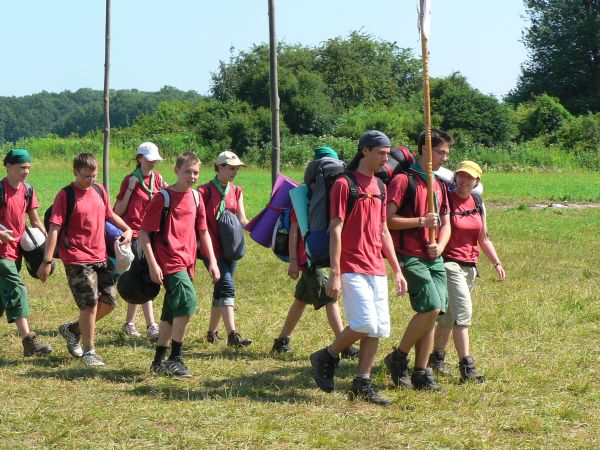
[
  {"left": 21, "top": 365, "right": 145, "bottom": 383},
  {"left": 130, "top": 365, "right": 318, "bottom": 403},
  {"left": 183, "top": 348, "right": 310, "bottom": 363}
]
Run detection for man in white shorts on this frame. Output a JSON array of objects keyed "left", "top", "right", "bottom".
[{"left": 309, "top": 130, "right": 407, "bottom": 406}]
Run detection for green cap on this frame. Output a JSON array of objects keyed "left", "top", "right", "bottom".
[
  {"left": 4, "top": 148, "right": 31, "bottom": 165},
  {"left": 314, "top": 146, "right": 338, "bottom": 160}
]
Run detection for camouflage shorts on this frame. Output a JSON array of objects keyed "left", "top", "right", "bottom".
[{"left": 64, "top": 260, "right": 117, "bottom": 310}]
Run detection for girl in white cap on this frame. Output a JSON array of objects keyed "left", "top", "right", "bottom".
[
  {"left": 198, "top": 150, "right": 252, "bottom": 347},
  {"left": 114, "top": 142, "right": 167, "bottom": 340},
  {"left": 429, "top": 160, "right": 505, "bottom": 382}
]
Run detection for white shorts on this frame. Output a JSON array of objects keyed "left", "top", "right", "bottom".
[{"left": 341, "top": 273, "right": 390, "bottom": 338}]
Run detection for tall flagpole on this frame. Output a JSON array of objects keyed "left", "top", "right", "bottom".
[
  {"left": 268, "top": 0, "right": 281, "bottom": 188},
  {"left": 419, "top": 0, "right": 435, "bottom": 243},
  {"left": 102, "top": 0, "right": 111, "bottom": 191}
]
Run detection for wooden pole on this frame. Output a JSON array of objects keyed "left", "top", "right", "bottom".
[
  {"left": 268, "top": 0, "right": 281, "bottom": 188},
  {"left": 102, "top": 0, "right": 111, "bottom": 191},
  {"left": 420, "top": 0, "right": 435, "bottom": 242}
]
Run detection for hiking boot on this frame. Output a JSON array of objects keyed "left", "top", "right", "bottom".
[
  {"left": 428, "top": 349, "right": 452, "bottom": 376},
  {"left": 123, "top": 322, "right": 141, "bottom": 338},
  {"left": 348, "top": 378, "right": 390, "bottom": 407},
  {"left": 341, "top": 345, "right": 360, "bottom": 360},
  {"left": 146, "top": 323, "right": 159, "bottom": 342},
  {"left": 207, "top": 330, "right": 223, "bottom": 344},
  {"left": 81, "top": 349, "right": 106, "bottom": 367},
  {"left": 309, "top": 347, "right": 339, "bottom": 393},
  {"left": 411, "top": 367, "right": 443, "bottom": 391},
  {"left": 59, "top": 323, "right": 83, "bottom": 358},
  {"left": 459, "top": 355, "right": 485, "bottom": 383},
  {"left": 162, "top": 357, "right": 192, "bottom": 378},
  {"left": 384, "top": 349, "right": 412, "bottom": 388},
  {"left": 271, "top": 336, "right": 292, "bottom": 353},
  {"left": 227, "top": 330, "right": 252, "bottom": 348},
  {"left": 22, "top": 332, "right": 53, "bottom": 357}
]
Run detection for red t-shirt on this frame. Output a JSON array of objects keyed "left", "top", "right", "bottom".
[
  {"left": 442, "top": 191, "right": 482, "bottom": 264},
  {"left": 387, "top": 171, "right": 448, "bottom": 260},
  {"left": 140, "top": 188, "right": 207, "bottom": 278},
  {"left": 329, "top": 171, "right": 387, "bottom": 276},
  {"left": 0, "top": 179, "right": 40, "bottom": 262},
  {"left": 197, "top": 182, "right": 241, "bottom": 259},
  {"left": 49, "top": 183, "right": 113, "bottom": 264},
  {"left": 115, "top": 171, "right": 165, "bottom": 237}
]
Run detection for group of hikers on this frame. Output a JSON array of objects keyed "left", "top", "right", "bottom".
[{"left": 0, "top": 127, "right": 505, "bottom": 406}]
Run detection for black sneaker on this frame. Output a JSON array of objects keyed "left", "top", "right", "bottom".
[
  {"left": 271, "top": 336, "right": 292, "bottom": 353},
  {"left": 162, "top": 357, "right": 192, "bottom": 378},
  {"left": 207, "top": 330, "right": 222, "bottom": 344},
  {"left": 411, "top": 367, "right": 443, "bottom": 391},
  {"left": 384, "top": 349, "right": 412, "bottom": 388},
  {"left": 22, "top": 332, "right": 53, "bottom": 357},
  {"left": 348, "top": 378, "right": 390, "bottom": 406},
  {"left": 309, "top": 347, "right": 339, "bottom": 393},
  {"left": 459, "top": 355, "right": 485, "bottom": 383},
  {"left": 150, "top": 360, "right": 164, "bottom": 374},
  {"left": 341, "top": 345, "right": 360, "bottom": 359},
  {"left": 428, "top": 349, "right": 452, "bottom": 376},
  {"left": 227, "top": 330, "right": 252, "bottom": 347}
]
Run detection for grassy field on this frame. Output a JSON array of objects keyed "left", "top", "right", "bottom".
[{"left": 1, "top": 164, "right": 599, "bottom": 448}]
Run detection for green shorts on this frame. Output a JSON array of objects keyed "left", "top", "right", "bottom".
[
  {"left": 0, "top": 258, "right": 29, "bottom": 323},
  {"left": 295, "top": 266, "right": 334, "bottom": 310},
  {"left": 161, "top": 270, "right": 197, "bottom": 324},
  {"left": 400, "top": 255, "right": 448, "bottom": 314}
]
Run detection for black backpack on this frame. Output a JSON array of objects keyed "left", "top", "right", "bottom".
[
  {"left": 375, "top": 146, "right": 417, "bottom": 185},
  {"left": 43, "top": 183, "right": 109, "bottom": 258}
]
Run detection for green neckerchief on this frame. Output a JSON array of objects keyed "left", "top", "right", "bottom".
[
  {"left": 211, "top": 176, "right": 230, "bottom": 220},
  {"left": 132, "top": 168, "right": 155, "bottom": 198},
  {"left": 409, "top": 162, "right": 441, "bottom": 226}
]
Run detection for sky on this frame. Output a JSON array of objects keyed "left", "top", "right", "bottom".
[{"left": 0, "top": 0, "right": 528, "bottom": 100}]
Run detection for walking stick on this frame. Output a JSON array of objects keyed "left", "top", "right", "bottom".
[{"left": 419, "top": 0, "right": 435, "bottom": 243}]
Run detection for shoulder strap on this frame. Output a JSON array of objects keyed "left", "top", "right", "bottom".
[
  {"left": 342, "top": 173, "right": 360, "bottom": 216},
  {"left": 0, "top": 180, "right": 5, "bottom": 209},
  {"left": 191, "top": 188, "right": 200, "bottom": 208},
  {"left": 91, "top": 183, "right": 107, "bottom": 204},
  {"left": 157, "top": 189, "right": 170, "bottom": 243},
  {"left": 0, "top": 181, "right": 34, "bottom": 210},
  {"left": 398, "top": 171, "right": 418, "bottom": 216}
]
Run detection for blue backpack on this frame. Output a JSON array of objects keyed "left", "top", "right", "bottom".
[{"left": 271, "top": 207, "right": 292, "bottom": 262}]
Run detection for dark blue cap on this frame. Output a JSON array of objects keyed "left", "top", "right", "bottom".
[{"left": 358, "top": 130, "right": 391, "bottom": 149}]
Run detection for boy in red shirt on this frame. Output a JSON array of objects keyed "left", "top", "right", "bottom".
[
  {"left": 384, "top": 129, "right": 452, "bottom": 390},
  {"left": 140, "top": 152, "right": 219, "bottom": 378},
  {"left": 0, "top": 149, "right": 52, "bottom": 357},
  {"left": 310, "top": 130, "right": 407, "bottom": 406},
  {"left": 39, "top": 153, "right": 132, "bottom": 367}
]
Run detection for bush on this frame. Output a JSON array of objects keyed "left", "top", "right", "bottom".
[{"left": 515, "top": 94, "right": 572, "bottom": 141}]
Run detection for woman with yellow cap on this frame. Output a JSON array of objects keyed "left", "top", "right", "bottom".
[{"left": 428, "top": 160, "right": 505, "bottom": 383}]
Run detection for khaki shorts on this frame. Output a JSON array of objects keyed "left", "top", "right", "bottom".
[
  {"left": 65, "top": 260, "right": 117, "bottom": 310},
  {"left": 437, "top": 262, "right": 477, "bottom": 327},
  {"left": 295, "top": 266, "right": 334, "bottom": 310}
]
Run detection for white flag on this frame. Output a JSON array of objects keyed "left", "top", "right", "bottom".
[{"left": 421, "top": 0, "right": 432, "bottom": 40}]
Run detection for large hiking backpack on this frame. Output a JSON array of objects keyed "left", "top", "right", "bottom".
[
  {"left": 304, "top": 156, "right": 386, "bottom": 267},
  {"left": 43, "top": 183, "right": 116, "bottom": 259},
  {"left": 375, "top": 146, "right": 417, "bottom": 185}
]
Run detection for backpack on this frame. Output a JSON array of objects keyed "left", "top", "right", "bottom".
[
  {"left": 0, "top": 181, "right": 34, "bottom": 211},
  {"left": 154, "top": 188, "right": 200, "bottom": 245},
  {"left": 200, "top": 183, "right": 245, "bottom": 262},
  {"left": 304, "top": 157, "right": 386, "bottom": 267},
  {"left": 271, "top": 207, "right": 291, "bottom": 262},
  {"left": 447, "top": 191, "right": 484, "bottom": 219},
  {"left": 43, "top": 183, "right": 111, "bottom": 259},
  {"left": 375, "top": 146, "right": 417, "bottom": 185}
]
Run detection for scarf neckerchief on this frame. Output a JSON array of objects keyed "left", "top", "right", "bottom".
[
  {"left": 211, "top": 176, "right": 230, "bottom": 220},
  {"left": 132, "top": 168, "right": 155, "bottom": 198},
  {"left": 409, "top": 162, "right": 441, "bottom": 226}
]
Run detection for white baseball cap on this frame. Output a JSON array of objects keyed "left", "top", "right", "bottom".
[
  {"left": 215, "top": 150, "right": 246, "bottom": 167},
  {"left": 136, "top": 142, "right": 163, "bottom": 161}
]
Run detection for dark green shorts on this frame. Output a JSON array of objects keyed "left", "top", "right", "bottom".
[
  {"left": 295, "top": 266, "right": 334, "bottom": 310},
  {"left": 161, "top": 271, "right": 197, "bottom": 324},
  {"left": 400, "top": 256, "right": 448, "bottom": 314},
  {"left": 0, "top": 258, "right": 29, "bottom": 323}
]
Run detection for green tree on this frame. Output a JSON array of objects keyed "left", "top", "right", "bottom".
[
  {"left": 515, "top": 94, "right": 572, "bottom": 141},
  {"left": 507, "top": 0, "right": 600, "bottom": 114}
]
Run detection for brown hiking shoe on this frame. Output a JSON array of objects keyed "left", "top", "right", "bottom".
[
  {"left": 22, "top": 332, "right": 53, "bottom": 357},
  {"left": 459, "top": 356, "right": 485, "bottom": 383},
  {"left": 428, "top": 349, "right": 453, "bottom": 376}
]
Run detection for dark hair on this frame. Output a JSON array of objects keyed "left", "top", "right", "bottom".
[
  {"left": 417, "top": 129, "right": 453, "bottom": 155},
  {"left": 175, "top": 152, "right": 200, "bottom": 169},
  {"left": 346, "top": 151, "right": 363, "bottom": 172},
  {"left": 73, "top": 153, "right": 97, "bottom": 171}
]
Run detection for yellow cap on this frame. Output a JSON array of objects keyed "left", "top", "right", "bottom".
[{"left": 455, "top": 160, "right": 482, "bottom": 179}]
